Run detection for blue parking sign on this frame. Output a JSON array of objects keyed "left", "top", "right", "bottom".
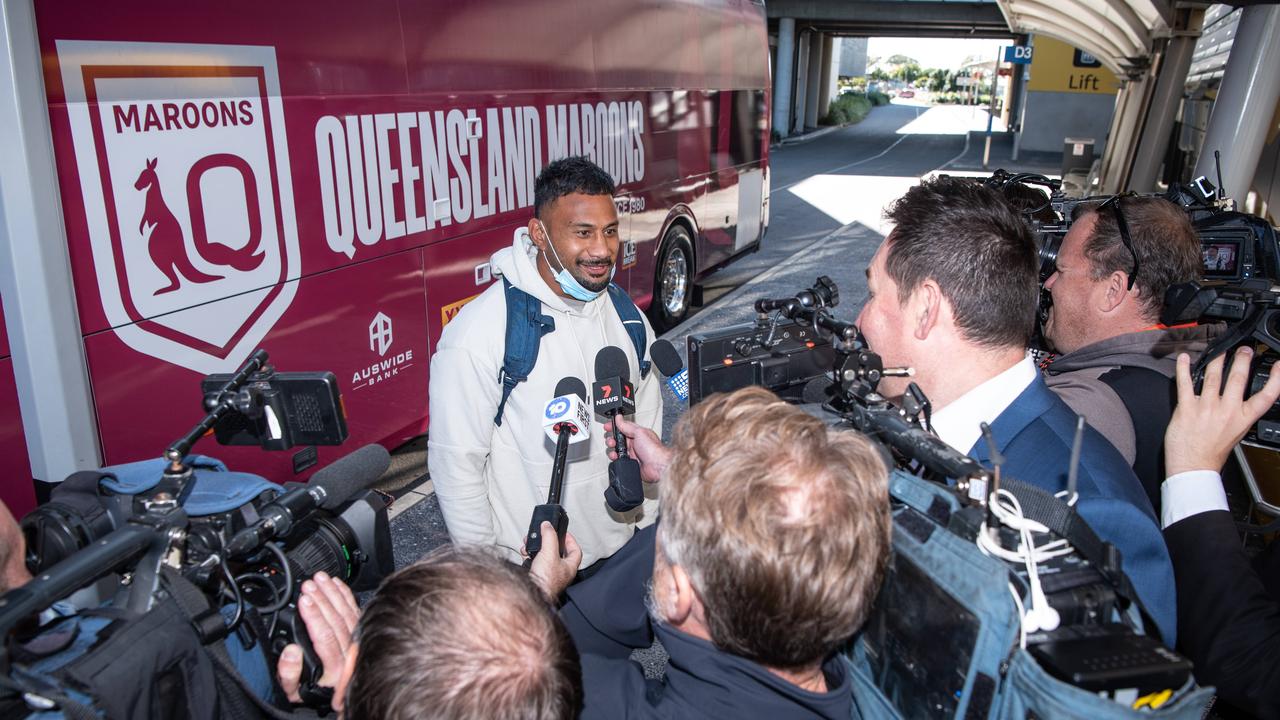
[{"left": 1004, "top": 46, "right": 1033, "bottom": 64}]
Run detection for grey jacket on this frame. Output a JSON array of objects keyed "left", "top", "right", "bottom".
[{"left": 1042, "top": 324, "right": 1222, "bottom": 464}]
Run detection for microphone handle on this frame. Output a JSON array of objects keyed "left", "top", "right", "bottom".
[
  {"left": 611, "top": 411, "right": 629, "bottom": 458},
  {"left": 548, "top": 425, "right": 572, "bottom": 505}
]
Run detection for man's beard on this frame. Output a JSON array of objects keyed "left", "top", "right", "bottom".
[
  {"left": 574, "top": 260, "right": 613, "bottom": 292},
  {"left": 644, "top": 579, "right": 670, "bottom": 626}
]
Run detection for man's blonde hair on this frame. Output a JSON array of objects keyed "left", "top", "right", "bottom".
[{"left": 659, "top": 386, "right": 891, "bottom": 669}]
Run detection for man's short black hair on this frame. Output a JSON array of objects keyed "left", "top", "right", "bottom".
[
  {"left": 884, "top": 175, "right": 1039, "bottom": 349},
  {"left": 534, "top": 156, "right": 616, "bottom": 218}
]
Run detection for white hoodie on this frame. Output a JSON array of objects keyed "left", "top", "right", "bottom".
[{"left": 427, "top": 229, "right": 662, "bottom": 567}]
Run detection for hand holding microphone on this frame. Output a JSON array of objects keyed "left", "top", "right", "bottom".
[
  {"left": 524, "top": 378, "right": 590, "bottom": 563},
  {"left": 604, "top": 417, "right": 672, "bottom": 485},
  {"left": 593, "top": 347, "right": 644, "bottom": 512}
]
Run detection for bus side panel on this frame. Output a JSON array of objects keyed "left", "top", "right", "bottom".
[
  {"left": 422, "top": 226, "right": 514, "bottom": 358},
  {"left": 0, "top": 296, "right": 37, "bottom": 517},
  {"left": 83, "top": 248, "right": 429, "bottom": 476},
  {"left": 36, "top": 0, "right": 414, "bottom": 337},
  {"left": 0, "top": 356, "right": 35, "bottom": 517}
]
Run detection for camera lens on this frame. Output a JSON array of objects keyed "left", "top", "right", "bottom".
[{"left": 21, "top": 502, "right": 116, "bottom": 574}]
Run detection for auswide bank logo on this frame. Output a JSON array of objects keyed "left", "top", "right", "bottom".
[
  {"left": 353, "top": 311, "right": 413, "bottom": 391},
  {"left": 369, "top": 312, "right": 393, "bottom": 356},
  {"left": 57, "top": 40, "right": 301, "bottom": 374}
]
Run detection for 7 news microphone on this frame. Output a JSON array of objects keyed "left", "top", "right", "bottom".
[
  {"left": 524, "top": 377, "right": 591, "bottom": 563},
  {"left": 593, "top": 346, "right": 644, "bottom": 512}
]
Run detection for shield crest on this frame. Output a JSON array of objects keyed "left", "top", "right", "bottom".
[{"left": 58, "top": 40, "right": 300, "bottom": 374}]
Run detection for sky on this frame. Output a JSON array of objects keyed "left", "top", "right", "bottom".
[{"left": 867, "top": 37, "right": 1009, "bottom": 70}]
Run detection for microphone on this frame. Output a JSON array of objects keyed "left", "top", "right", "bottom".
[
  {"left": 541, "top": 378, "right": 592, "bottom": 445},
  {"left": 593, "top": 347, "right": 643, "bottom": 512},
  {"left": 226, "top": 444, "right": 390, "bottom": 556},
  {"left": 649, "top": 339, "right": 689, "bottom": 402},
  {"left": 525, "top": 378, "right": 585, "bottom": 562}
]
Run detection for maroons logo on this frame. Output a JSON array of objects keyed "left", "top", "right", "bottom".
[{"left": 58, "top": 40, "right": 300, "bottom": 374}]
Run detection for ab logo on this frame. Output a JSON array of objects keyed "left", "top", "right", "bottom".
[{"left": 58, "top": 40, "right": 300, "bottom": 374}]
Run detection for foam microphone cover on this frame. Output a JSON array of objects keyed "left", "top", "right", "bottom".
[
  {"left": 604, "top": 457, "right": 645, "bottom": 512},
  {"left": 649, "top": 339, "right": 684, "bottom": 377},
  {"left": 310, "top": 444, "right": 391, "bottom": 510},
  {"left": 594, "top": 345, "right": 631, "bottom": 383},
  {"left": 554, "top": 376, "right": 588, "bottom": 401},
  {"left": 802, "top": 377, "right": 837, "bottom": 405}
]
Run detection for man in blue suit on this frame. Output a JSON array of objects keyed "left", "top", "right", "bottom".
[{"left": 854, "top": 175, "right": 1176, "bottom": 644}]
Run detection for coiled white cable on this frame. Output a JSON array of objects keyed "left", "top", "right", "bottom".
[{"left": 977, "top": 489, "right": 1068, "bottom": 634}]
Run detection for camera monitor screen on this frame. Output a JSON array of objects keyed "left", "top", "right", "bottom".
[{"left": 1202, "top": 241, "right": 1240, "bottom": 278}]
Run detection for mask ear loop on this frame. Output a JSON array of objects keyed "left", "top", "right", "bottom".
[{"left": 537, "top": 220, "right": 570, "bottom": 276}]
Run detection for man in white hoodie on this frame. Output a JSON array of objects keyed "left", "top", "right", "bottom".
[{"left": 427, "top": 157, "right": 662, "bottom": 573}]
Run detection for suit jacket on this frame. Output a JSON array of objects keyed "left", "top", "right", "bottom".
[
  {"left": 1165, "top": 510, "right": 1280, "bottom": 719},
  {"left": 969, "top": 376, "right": 1177, "bottom": 645}
]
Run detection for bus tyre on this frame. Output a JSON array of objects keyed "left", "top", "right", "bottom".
[{"left": 651, "top": 225, "right": 694, "bottom": 332}]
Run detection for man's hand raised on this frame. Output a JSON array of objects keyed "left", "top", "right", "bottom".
[
  {"left": 277, "top": 571, "right": 360, "bottom": 707},
  {"left": 604, "top": 416, "right": 672, "bottom": 484},
  {"left": 1166, "top": 346, "right": 1280, "bottom": 476}
]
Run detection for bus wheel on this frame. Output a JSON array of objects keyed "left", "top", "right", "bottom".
[{"left": 651, "top": 225, "right": 694, "bottom": 332}]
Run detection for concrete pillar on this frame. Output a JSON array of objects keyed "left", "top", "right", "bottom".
[
  {"left": 793, "top": 31, "right": 810, "bottom": 134},
  {"left": 772, "top": 17, "right": 795, "bottom": 139},
  {"left": 817, "top": 35, "right": 835, "bottom": 123},
  {"left": 0, "top": 0, "right": 103, "bottom": 482},
  {"left": 805, "top": 32, "right": 824, "bottom": 128},
  {"left": 1129, "top": 32, "right": 1198, "bottom": 192},
  {"left": 1193, "top": 4, "right": 1280, "bottom": 200},
  {"left": 828, "top": 36, "right": 843, "bottom": 102}
]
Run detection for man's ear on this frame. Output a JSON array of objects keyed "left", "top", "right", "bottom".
[
  {"left": 527, "top": 219, "right": 547, "bottom": 252},
  {"left": 655, "top": 560, "right": 697, "bottom": 627},
  {"left": 331, "top": 641, "right": 359, "bottom": 716},
  {"left": 1099, "top": 270, "right": 1130, "bottom": 313},
  {"left": 911, "top": 279, "right": 944, "bottom": 340}
]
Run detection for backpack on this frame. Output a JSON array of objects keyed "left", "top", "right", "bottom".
[
  {"left": 845, "top": 469, "right": 1214, "bottom": 720},
  {"left": 493, "top": 278, "right": 650, "bottom": 426}
]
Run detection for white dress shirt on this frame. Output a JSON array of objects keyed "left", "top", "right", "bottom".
[
  {"left": 931, "top": 356, "right": 1039, "bottom": 456},
  {"left": 1160, "top": 470, "right": 1229, "bottom": 529}
]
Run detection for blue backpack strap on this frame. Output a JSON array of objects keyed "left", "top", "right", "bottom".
[
  {"left": 495, "top": 278, "right": 556, "bottom": 426},
  {"left": 606, "top": 283, "right": 650, "bottom": 378}
]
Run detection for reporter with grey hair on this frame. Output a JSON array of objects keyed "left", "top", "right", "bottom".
[{"left": 543, "top": 386, "right": 893, "bottom": 719}]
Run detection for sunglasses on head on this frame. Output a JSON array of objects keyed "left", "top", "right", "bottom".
[{"left": 1097, "top": 193, "right": 1139, "bottom": 292}]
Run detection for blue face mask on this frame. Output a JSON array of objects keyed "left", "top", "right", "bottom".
[{"left": 539, "top": 221, "right": 614, "bottom": 301}]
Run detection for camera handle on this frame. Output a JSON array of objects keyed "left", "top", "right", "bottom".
[
  {"left": 166, "top": 349, "right": 271, "bottom": 467},
  {"left": 1192, "top": 304, "right": 1280, "bottom": 391}
]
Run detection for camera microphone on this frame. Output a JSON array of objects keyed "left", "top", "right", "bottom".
[
  {"left": 593, "top": 347, "right": 643, "bottom": 512},
  {"left": 525, "top": 377, "right": 588, "bottom": 561},
  {"left": 649, "top": 339, "right": 689, "bottom": 402},
  {"left": 227, "top": 444, "right": 390, "bottom": 557}
]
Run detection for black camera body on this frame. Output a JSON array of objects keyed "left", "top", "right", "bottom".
[{"left": 3, "top": 350, "right": 392, "bottom": 715}]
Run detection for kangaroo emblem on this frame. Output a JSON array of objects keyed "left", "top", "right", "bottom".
[{"left": 134, "top": 158, "right": 223, "bottom": 294}]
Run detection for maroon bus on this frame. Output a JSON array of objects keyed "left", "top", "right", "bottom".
[{"left": 0, "top": 0, "right": 771, "bottom": 515}]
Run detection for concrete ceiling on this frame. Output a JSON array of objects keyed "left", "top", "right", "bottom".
[
  {"left": 766, "top": 0, "right": 1188, "bottom": 75},
  {"left": 993, "top": 0, "right": 1176, "bottom": 75}
]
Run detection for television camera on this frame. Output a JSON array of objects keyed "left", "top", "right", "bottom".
[
  {"left": 2, "top": 349, "right": 394, "bottom": 715},
  {"left": 689, "top": 280, "right": 1197, "bottom": 713}
]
